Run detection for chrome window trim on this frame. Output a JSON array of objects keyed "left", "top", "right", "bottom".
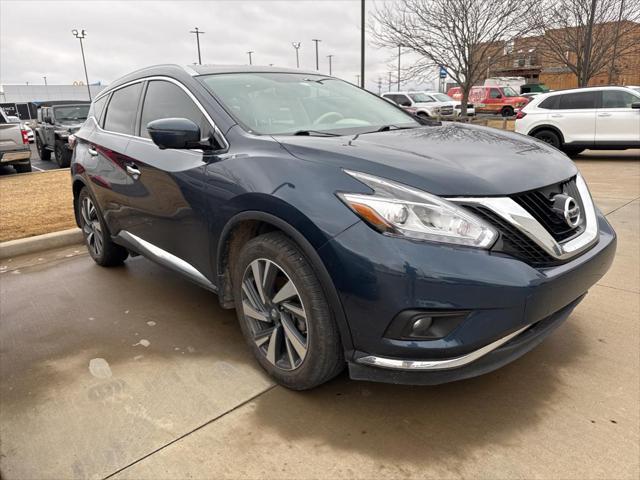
[
  {"left": 117, "top": 231, "right": 216, "bottom": 292},
  {"left": 448, "top": 174, "right": 598, "bottom": 261},
  {"left": 91, "top": 75, "right": 229, "bottom": 151},
  {"left": 357, "top": 324, "right": 530, "bottom": 371}
]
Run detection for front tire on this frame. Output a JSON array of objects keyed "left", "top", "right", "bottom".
[
  {"left": 78, "top": 187, "right": 128, "bottom": 267},
  {"left": 232, "top": 232, "right": 344, "bottom": 390}
]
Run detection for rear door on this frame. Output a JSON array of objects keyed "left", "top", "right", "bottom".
[
  {"left": 84, "top": 82, "right": 143, "bottom": 234},
  {"left": 596, "top": 89, "right": 640, "bottom": 145},
  {"left": 122, "top": 78, "right": 217, "bottom": 274},
  {"left": 551, "top": 91, "right": 598, "bottom": 145}
]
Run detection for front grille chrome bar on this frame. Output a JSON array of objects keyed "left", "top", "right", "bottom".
[{"left": 449, "top": 174, "right": 598, "bottom": 262}]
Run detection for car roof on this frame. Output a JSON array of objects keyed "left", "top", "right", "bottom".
[{"left": 99, "top": 64, "right": 331, "bottom": 100}]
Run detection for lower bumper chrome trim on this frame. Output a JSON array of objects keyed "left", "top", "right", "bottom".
[{"left": 356, "top": 324, "right": 530, "bottom": 371}]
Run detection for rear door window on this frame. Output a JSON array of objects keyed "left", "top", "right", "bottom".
[
  {"left": 557, "top": 91, "right": 597, "bottom": 110},
  {"left": 103, "top": 83, "right": 143, "bottom": 135},
  {"left": 139, "top": 80, "right": 210, "bottom": 139}
]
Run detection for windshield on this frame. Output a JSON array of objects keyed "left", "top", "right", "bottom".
[
  {"left": 408, "top": 93, "right": 433, "bottom": 103},
  {"left": 432, "top": 93, "right": 453, "bottom": 102},
  {"left": 502, "top": 87, "right": 519, "bottom": 97},
  {"left": 199, "top": 73, "right": 419, "bottom": 135},
  {"left": 54, "top": 105, "right": 89, "bottom": 122}
]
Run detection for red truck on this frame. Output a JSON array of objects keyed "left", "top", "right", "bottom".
[{"left": 447, "top": 86, "right": 529, "bottom": 117}]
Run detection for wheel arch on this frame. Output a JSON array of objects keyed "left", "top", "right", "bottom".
[
  {"left": 215, "top": 209, "right": 354, "bottom": 353},
  {"left": 71, "top": 176, "right": 88, "bottom": 227},
  {"left": 528, "top": 124, "right": 566, "bottom": 144}
]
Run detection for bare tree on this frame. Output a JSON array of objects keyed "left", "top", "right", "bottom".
[
  {"left": 370, "top": 0, "right": 536, "bottom": 116},
  {"left": 531, "top": 0, "right": 639, "bottom": 87}
]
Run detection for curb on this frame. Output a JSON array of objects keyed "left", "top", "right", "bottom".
[{"left": 0, "top": 228, "right": 84, "bottom": 260}]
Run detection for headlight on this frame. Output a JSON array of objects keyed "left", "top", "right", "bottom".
[{"left": 338, "top": 170, "right": 497, "bottom": 248}]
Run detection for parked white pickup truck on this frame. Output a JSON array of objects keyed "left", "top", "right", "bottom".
[{"left": 0, "top": 108, "right": 32, "bottom": 173}]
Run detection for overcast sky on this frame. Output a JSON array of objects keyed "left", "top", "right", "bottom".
[{"left": 1, "top": 0, "right": 433, "bottom": 92}]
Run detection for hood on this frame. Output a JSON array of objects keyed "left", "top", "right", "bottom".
[{"left": 275, "top": 123, "right": 577, "bottom": 196}]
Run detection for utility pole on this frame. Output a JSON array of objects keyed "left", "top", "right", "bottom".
[
  {"left": 327, "top": 55, "right": 334, "bottom": 75},
  {"left": 43, "top": 76, "right": 47, "bottom": 86},
  {"left": 377, "top": 76, "right": 382, "bottom": 96},
  {"left": 312, "top": 39, "right": 321, "bottom": 70},
  {"left": 397, "top": 45, "right": 402, "bottom": 92},
  {"left": 189, "top": 27, "right": 204, "bottom": 65},
  {"left": 388, "top": 71, "right": 392, "bottom": 92},
  {"left": 360, "top": 0, "right": 365, "bottom": 88},
  {"left": 247, "top": 51, "right": 254, "bottom": 65},
  {"left": 72, "top": 29, "right": 92, "bottom": 101},
  {"left": 292, "top": 42, "right": 301, "bottom": 68}
]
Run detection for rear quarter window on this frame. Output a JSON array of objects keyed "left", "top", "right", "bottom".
[{"left": 539, "top": 95, "right": 560, "bottom": 109}]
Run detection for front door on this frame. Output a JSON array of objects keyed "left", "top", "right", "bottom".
[
  {"left": 596, "top": 89, "right": 640, "bottom": 145},
  {"left": 119, "top": 79, "right": 218, "bottom": 277}
]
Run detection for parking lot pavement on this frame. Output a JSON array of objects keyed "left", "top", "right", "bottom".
[{"left": 1, "top": 153, "right": 638, "bottom": 479}]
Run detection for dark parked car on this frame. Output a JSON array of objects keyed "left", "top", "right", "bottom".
[
  {"left": 36, "top": 103, "right": 90, "bottom": 167},
  {"left": 70, "top": 65, "right": 616, "bottom": 390}
]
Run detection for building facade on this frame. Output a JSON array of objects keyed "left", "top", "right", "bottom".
[{"left": 485, "top": 21, "right": 640, "bottom": 90}]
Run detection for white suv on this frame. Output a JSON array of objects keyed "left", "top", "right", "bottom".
[{"left": 515, "top": 86, "right": 640, "bottom": 155}]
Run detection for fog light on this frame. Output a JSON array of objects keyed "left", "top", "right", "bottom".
[{"left": 410, "top": 316, "right": 433, "bottom": 337}]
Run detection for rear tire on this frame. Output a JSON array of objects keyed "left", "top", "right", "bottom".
[
  {"left": 533, "top": 129, "right": 561, "bottom": 149},
  {"left": 501, "top": 106, "right": 514, "bottom": 117},
  {"left": 55, "top": 140, "right": 72, "bottom": 168},
  {"left": 232, "top": 232, "right": 344, "bottom": 390},
  {"left": 36, "top": 135, "right": 51, "bottom": 161},
  {"left": 14, "top": 163, "right": 32, "bottom": 174},
  {"left": 77, "top": 187, "right": 129, "bottom": 267}
]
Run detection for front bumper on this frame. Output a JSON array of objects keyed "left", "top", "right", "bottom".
[{"left": 318, "top": 211, "right": 616, "bottom": 384}]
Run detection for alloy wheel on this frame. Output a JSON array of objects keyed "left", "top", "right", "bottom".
[
  {"left": 241, "top": 258, "right": 309, "bottom": 371},
  {"left": 81, "top": 196, "right": 103, "bottom": 257}
]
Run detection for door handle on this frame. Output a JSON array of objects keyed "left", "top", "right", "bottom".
[
  {"left": 126, "top": 164, "right": 141, "bottom": 179},
  {"left": 88, "top": 147, "right": 98, "bottom": 156},
  {"left": 598, "top": 113, "right": 612, "bottom": 117},
  {"left": 550, "top": 114, "right": 563, "bottom": 118}
]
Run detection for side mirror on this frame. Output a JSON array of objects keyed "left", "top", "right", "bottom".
[
  {"left": 45, "top": 116, "right": 53, "bottom": 124},
  {"left": 147, "top": 118, "right": 202, "bottom": 150},
  {"left": 496, "top": 93, "right": 503, "bottom": 99},
  {"left": 400, "top": 101, "right": 412, "bottom": 107},
  {"left": 632, "top": 102, "right": 640, "bottom": 109}
]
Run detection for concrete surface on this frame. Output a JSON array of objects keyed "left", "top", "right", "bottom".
[
  {"left": 0, "top": 151, "right": 638, "bottom": 479},
  {"left": 0, "top": 227, "right": 82, "bottom": 259}
]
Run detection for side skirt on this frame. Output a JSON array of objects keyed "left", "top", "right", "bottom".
[{"left": 114, "top": 231, "right": 217, "bottom": 293}]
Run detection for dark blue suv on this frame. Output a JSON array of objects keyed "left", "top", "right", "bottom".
[{"left": 71, "top": 65, "right": 616, "bottom": 390}]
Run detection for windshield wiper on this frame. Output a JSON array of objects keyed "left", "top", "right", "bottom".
[
  {"left": 293, "top": 130, "right": 340, "bottom": 137},
  {"left": 375, "top": 124, "right": 415, "bottom": 132}
]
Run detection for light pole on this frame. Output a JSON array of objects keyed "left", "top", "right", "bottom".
[
  {"left": 388, "top": 71, "right": 392, "bottom": 92},
  {"left": 190, "top": 27, "right": 205, "bottom": 65},
  {"left": 360, "top": 0, "right": 365, "bottom": 88},
  {"left": 312, "top": 39, "right": 321, "bottom": 70},
  {"left": 247, "top": 51, "right": 254, "bottom": 65},
  {"left": 327, "top": 54, "right": 334, "bottom": 76},
  {"left": 292, "top": 42, "right": 301, "bottom": 68},
  {"left": 72, "top": 29, "right": 92, "bottom": 101},
  {"left": 397, "top": 44, "right": 402, "bottom": 92},
  {"left": 43, "top": 76, "right": 47, "bottom": 86}
]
